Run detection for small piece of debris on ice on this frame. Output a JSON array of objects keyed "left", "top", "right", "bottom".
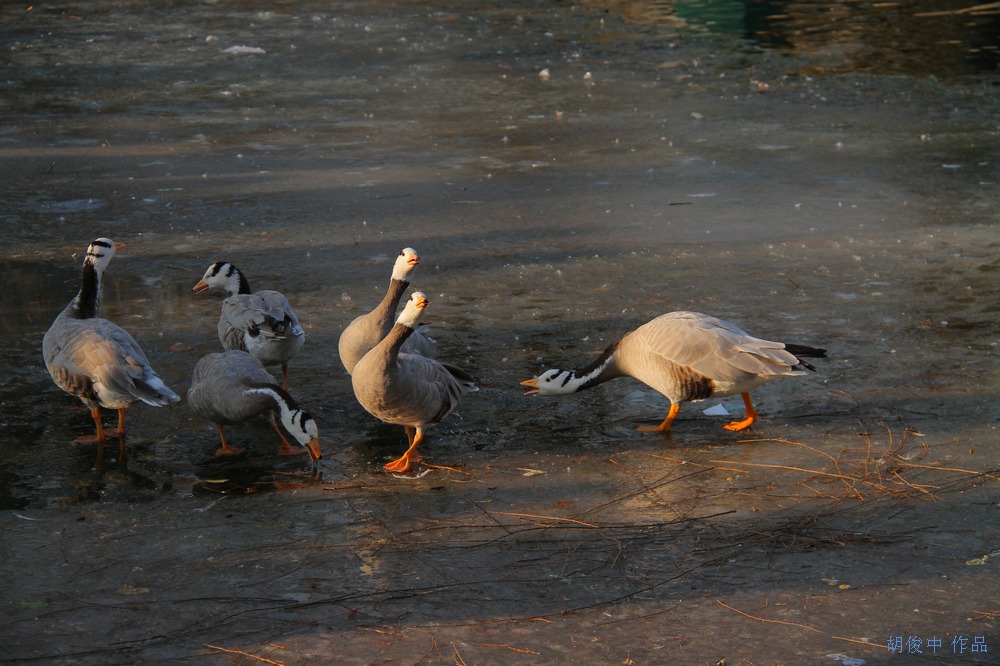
[
  {"left": 222, "top": 45, "right": 266, "bottom": 55},
  {"left": 826, "top": 655, "right": 866, "bottom": 666},
  {"left": 703, "top": 404, "right": 730, "bottom": 416}
]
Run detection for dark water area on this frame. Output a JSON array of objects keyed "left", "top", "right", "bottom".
[
  {"left": 1, "top": 1, "right": 998, "bottom": 664},
  {"left": 589, "top": 0, "right": 1000, "bottom": 77}
]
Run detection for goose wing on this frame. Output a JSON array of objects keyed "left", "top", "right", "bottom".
[
  {"left": 401, "top": 324, "right": 437, "bottom": 358},
  {"left": 44, "top": 317, "right": 179, "bottom": 407},
  {"left": 220, "top": 291, "right": 302, "bottom": 341},
  {"left": 634, "top": 311, "right": 805, "bottom": 383},
  {"left": 366, "top": 353, "right": 475, "bottom": 426},
  {"left": 188, "top": 351, "right": 279, "bottom": 423},
  {"left": 253, "top": 290, "right": 304, "bottom": 338}
]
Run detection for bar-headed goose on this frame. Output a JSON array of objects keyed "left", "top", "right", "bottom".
[
  {"left": 42, "top": 238, "right": 180, "bottom": 444},
  {"left": 352, "top": 292, "right": 477, "bottom": 472},
  {"left": 521, "top": 311, "right": 825, "bottom": 432},
  {"left": 187, "top": 350, "right": 322, "bottom": 463},
  {"left": 192, "top": 261, "right": 305, "bottom": 390},
  {"left": 338, "top": 247, "right": 435, "bottom": 375}
]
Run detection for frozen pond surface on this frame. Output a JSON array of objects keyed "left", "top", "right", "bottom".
[{"left": 1, "top": 1, "right": 998, "bottom": 664}]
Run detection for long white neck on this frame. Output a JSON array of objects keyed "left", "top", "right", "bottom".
[
  {"left": 542, "top": 345, "right": 621, "bottom": 394},
  {"left": 245, "top": 386, "right": 310, "bottom": 445}
]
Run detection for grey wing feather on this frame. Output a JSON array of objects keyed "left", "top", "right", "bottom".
[
  {"left": 44, "top": 317, "right": 179, "bottom": 407},
  {"left": 401, "top": 324, "right": 436, "bottom": 358},
  {"left": 394, "top": 353, "right": 477, "bottom": 424},
  {"left": 220, "top": 291, "right": 302, "bottom": 344},
  {"left": 254, "top": 290, "right": 304, "bottom": 338},
  {"left": 634, "top": 312, "right": 805, "bottom": 383},
  {"left": 188, "top": 351, "right": 279, "bottom": 423}
]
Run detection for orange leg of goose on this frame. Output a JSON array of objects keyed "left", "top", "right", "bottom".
[
  {"left": 280, "top": 364, "right": 291, "bottom": 391},
  {"left": 213, "top": 422, "right": 245, "bottom": 457},
  {"left": 637, "top": 403, "right": 681, "bottom": 433},
  {"left": 269, "top": 416, "right": 305, "bottom": 457},
  {"left": 723, "top": 392, "right": 759, "bottom": 432},
  {"left": 113, "top": 408, "right": 126, "bottom": 437},
  {"left": 385, "top": 428, "right": 423, "bottom": 473},
  {"left": 115, "top": 408, "right": 128, "bottom": 461},
  {"left": 74, "top": 407, "right": 107, "bottom": 443}
]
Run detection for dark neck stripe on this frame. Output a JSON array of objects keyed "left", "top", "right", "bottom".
[
  {"left": 76, "top": 261, "right": 101, "bottom": 318},
  {"left": 576, "top": 341, "right": 618, "bottom": 378},
  {"left": 236, "top": 269, "right": 251, "bottom": 294},
  {"left": 248, "top": 382, "right": 298, "bottom": 409}
]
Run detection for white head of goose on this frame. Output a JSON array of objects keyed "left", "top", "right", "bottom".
[
  {"left": 337, "top": 247, "right": 435, "bottom": 375},
  {"left": 192, "top": 261, "right": 305, "bottom": 391},
  {"left": 187, "top": 350, "right": 321, "bottom": 463},
  {"left": 521, "top": 310, "right": 825, "bottom": 433},
  {"left": 351, "top": 292, "right": 477, "bottom": 473},
  {"left": 42, "top": 238, "right": 180, "bottom": 445}
]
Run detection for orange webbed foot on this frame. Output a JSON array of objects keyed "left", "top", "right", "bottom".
[
  {"left": 384, "top": 454, "right": 415, "bottom": 473},
  {"left": 635, "top": 426, "right": 670, "bottom": 434},
  {"left": 636, "top": 424, "right": 671, "bottom": 433},
  {"left": 74, "top": 428, "right": 123, "bottom": 444},
  {"left": 722, "top": 418, "right": 755, "bottom": 432},
  {"left": 723, "top": 393, "right": 758, "bottom": 432},
  {"left": 637, "top": 404, "right": 681, "bottom": 433}
]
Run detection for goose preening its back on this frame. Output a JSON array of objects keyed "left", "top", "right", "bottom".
[
  {"left": 187, "top": 350, "right": 322, "bottom": 463},
  {"left": 193, "top": 261, "right": 305, "bottom": 390},
  {"left": 42, "top": 238, "right": 180, "bottom": 445},
  {"left": 352, "top": 292, "right": 477, "bottom": 473},
  {"left": 338, "top": 247, "right": 435, "bottom": 375},
  {"left": 521, "top": 311, "right": 825, "bottom": 433}
]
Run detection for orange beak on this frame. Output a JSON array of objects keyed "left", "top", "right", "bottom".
[
  {"left": 304, "top": 438, "right": 322, "bottom": 464},
  {"left": 192, "top": 279, "right": 209, "bottom": 295},
  {"left": 114, "top": 242, "right": 126, "bottom": 251},
  {"left": 415, "top": 296, "right": 429, "bottom": 309},
  {"left": 408, "top": 254, "right": 420, "bottom": 266},
  {"left": 520, "top": 378, "right": 540, "bottom": 395}
]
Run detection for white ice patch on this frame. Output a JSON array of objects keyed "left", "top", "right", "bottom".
[
  {"left": 702, "top": 404, "right": 730, "bottom": 416},
  {"left": 826, "top": 655, "right": 866, "bottom": 666},
  {"left": 222, "top": 45, "right": 266, "bottom": 55}
]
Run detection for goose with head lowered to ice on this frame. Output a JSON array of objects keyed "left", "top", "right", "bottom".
[
  {"left": 521, "top": 311, "right": 825, "bottom": 433},
  {"left": 352, "top": 292, "right": 477, "bottom": 473},
  {"left": 193, "top": 261, "right": 305, "bottom": 391},
  {"left": 187, "top": 350, "right": 322, "bottom": 463},
  {"left": 338, "top": 247, "right": 436, "bottom": 375},
  {"left": 42, "top": 238, "right": 180, "bottom": 445}
]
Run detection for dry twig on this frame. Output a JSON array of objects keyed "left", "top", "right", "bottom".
[{"left": 202, "top": 644, "right": 285, "bottom": 665}]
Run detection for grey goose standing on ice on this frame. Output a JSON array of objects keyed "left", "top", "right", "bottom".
[
  {"left": 42, "top": 238, "right": 180, "bottom": 444},
  {"left": 352, "top": 292, "right": 476, "bottom": 473},
  {"left": 193, "top": 261, "right": 305, "bottom": 390}
]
